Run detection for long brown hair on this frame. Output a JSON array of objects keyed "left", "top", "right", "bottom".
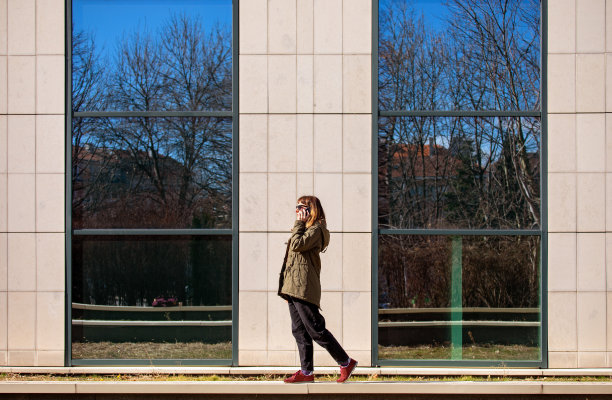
[{"left": 297, "top": 195, "right": 326, "bottom": 228}]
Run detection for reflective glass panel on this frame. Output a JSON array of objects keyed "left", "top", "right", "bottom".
[
  {"left": 71, "top": 117, "right": 232, "bottom": 229},
  {"left": 72, "top": 0, "right": 232, "bottom": 112},
  {"left": 378, "top": 117, "right": 540, "bottom": 229},
  {"left": 378, "top": 0, "right": 540, "bottom": 111},
  {"left": 378, "top": 235, "right": 540, "bottom": 361},
  {"left": 71, "top": 235, "right": 232, "bottom": 360}
]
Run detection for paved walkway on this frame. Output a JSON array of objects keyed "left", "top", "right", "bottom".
[{"left": 1, "top": 380, "right": 612, "bottom": 396}]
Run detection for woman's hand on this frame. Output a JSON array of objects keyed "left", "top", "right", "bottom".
[{"left": 296, "top": 208, "right": 309, "bottom": 222}]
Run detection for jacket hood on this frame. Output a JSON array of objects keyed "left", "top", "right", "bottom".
[{"left": 318, "top": 221, "right": 330, "bottom": 252}]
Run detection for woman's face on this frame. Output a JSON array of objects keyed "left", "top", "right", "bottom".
[{"left": 296, "top": 203, "right": 310, "bottom": 214}]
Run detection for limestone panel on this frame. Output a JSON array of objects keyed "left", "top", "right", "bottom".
[
  {"left": 268, "top": 114, "right": 297, "bottom": 172},
  {"left": 36, "top": 55, "right": 65, "bottom": 114},
  {"left": 314, "top": 173, "right": 342, "bottom": 232},
  {"left": 297, "top": 114, "right": 314, "bottom": 172},
  {"left": 548, "top": 233, "right": 576, "bottom": 292},
  {"left": 239, "top": 0, "right": 267, "bottom": 54},
  {"left": 267, "top": 173, "right": 296, "bottom": 232},
  {"left": 548, "top": 173, "right": 576, "bottom": 232},
  {"left": 239, "top": 114, "right": 268, "bottom": 173},
  {"left": 36, "top": 0, "right": 64, "bottom": 55},
  {"left": 342, "top": 291, "right": 370, "bottom": 350},
  {"left": 342, "top": 55, "right": 371, "bottom": 113},
  {"left": 239, "top": 233, "right": 268, "bottom": 291},
  {"left": 548, "top": 0, "right": 575, "bottom": 53},
  {"left": 343, "top": 114, "right": 371, "bottom": 173},
  {"left": 342, "top": 233, "right": 370, "bottom": 292},
  {"left": 548, "top": 292, "right": 577, "bottom": 351},
  {"left": 7, "top": 292, "right": 35, "bottom": 350},
  {"left": 576, "top": 0, "right": 605, "bottom": 53},
  {"left": 36, "top": 292, "right": 64, "bottom": 350},
  {"left": 320, "top": 232, "right": 342, "bottom": 291},
  {"left": 7, "top": 56, "right": 35, "bottom": 114},
  {"left": 36, "top": 233, "right": 64, "bottom": 292},
  {"left": 7, "top": 115, "right": 35, "bottom": 173},
  {"left": 36, "top": 173, "right": 64, "bottom": 232},
  {"left": 238, "top": 291, "right": 268, "bottom": 350},
  {"left": 547, "top": 54, "right": 575, "bottom": 113},
  {"left": 296, "top": 0, "right": 314, "bottom": 54},
  {"left": 313, "top": 56, "right": 342, "bottom": 113},
  {"left": 576, "top": 113, "right": 604, "bottom": 172},
  {"left": 576, "top": 54, "right": 605, "bottom": 113},
  {"left": 297, "top": 55, "right": 314, "bottom": 113},
  {"left": 239, "top": 173, "right": 268, "bottom": 232},
  {"left": 0, "top": 116, "right": 6, "bottom": 173},
  {"left": 577, "top": 292, "right": 606, "bottom": 352},
  {"left": 268, "top": 55, "right": 297, "bottom": 114},
  {"left": 576, "top": 173, "right": 605, "bottom": 232},
  {"left": 7, "top": 233, "right": 35, "bottom": 291},
  {"left": 313, "top": 0, "right": 342, "bottom": 54},
  {"left": 577, "top": 233, "right": 606, "bottom": 291},
  {"left": 35, "top": 115, "right": 64, "bottom": 174},
  {"left": 313, "top": 114, "right": 342, "bottom": 172},
  {"left": 548, "top": 352, "right": 578, "bottom": 368},
  {"left": 239, "top": 55, "right": 267, "bottom": 113},
  {"left": 343, "top": 0, "right": 371, "bottom": 54},
  {"left": 7, "top": 0, "right": 34, "bottom": 55},
  {"left": 342, "top": 174, "right": 371, "bottom": 233},
  {"left": 7, "top": 173, "right": 35, "bottom": 232},
  {"left": 268, "top": 0, "right": 296, "bottom": 54}
]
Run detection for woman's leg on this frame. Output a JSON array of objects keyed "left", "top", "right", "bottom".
[
  {"left": 291, "top": 297, "right": 349, "bottom": 365},
  {"left": 288, "top": 298, "right": 314, "bottom": 372}
]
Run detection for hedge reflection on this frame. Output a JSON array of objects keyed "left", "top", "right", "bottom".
[
  {"left": 379, "top": 235, "right": 540, "bottom": 309},
  {"left": 72, "top": 236, "right": 232, "bottom": 307}
]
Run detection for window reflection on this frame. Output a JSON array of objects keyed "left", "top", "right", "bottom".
[
  {"left": 72, "top": 4, "right": 232, "bottom": 112},
  {"left": 379, "top": 0, "right": 540, "bottom": 111},
  {"left": 378, "top": 117, "right": 540, "bottom": 229},
  {"left": 72, "top": 117, "right": 232, "bottom": 229},
  {"left": 72, "top": 235, "right": 232, "bottom": 360},
  {"left": 378, "top": 235, "right": 540, "bottom": 361}
]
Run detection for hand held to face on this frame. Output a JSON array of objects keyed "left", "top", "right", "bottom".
[{"left": 296, "top": 205, "right": 310, "bottom": 222}]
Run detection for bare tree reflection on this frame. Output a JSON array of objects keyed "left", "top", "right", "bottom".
[
  {"left": 378, "top": 0, "right": 540, "bottom": 230},
  {"left": 72, "top": 15, "right": 232, "bottom": 229}
]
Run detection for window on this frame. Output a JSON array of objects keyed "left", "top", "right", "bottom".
[
  {"left": 68, "top": 0, "right": 236, "bottom": 365},
  {"left": 375, "top": 0, "right": 543, "bottom": 366}
]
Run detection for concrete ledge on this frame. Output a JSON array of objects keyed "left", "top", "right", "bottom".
[
  {"left": 2, "top": 366, "right": 612, "bottom": 377},
  {"left": 1, "top": 381, "right": 612, "bottom": 395}
]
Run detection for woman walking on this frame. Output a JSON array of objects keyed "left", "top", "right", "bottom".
[{"left": 278, "top": 195, "right": 358, "bottom": 383}]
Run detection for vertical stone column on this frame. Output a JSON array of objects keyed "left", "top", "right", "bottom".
[
  {"left": 1, "top": 0, "right": 65, "bottom": 366},
  {"left": 238, "top": 0, "right": 372, "bottom": 366},
  {"left": 547, "top": 0, "right": 611, "bottom": 368}
]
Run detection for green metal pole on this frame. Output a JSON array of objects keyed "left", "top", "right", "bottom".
[{"left": 451, "top": 236, "right": 463, "bottom": 360}]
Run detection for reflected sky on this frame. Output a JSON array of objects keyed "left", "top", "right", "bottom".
[
  {"left": 380, "top": 0, "right": 449, "bottom": 31},
  {"left": 73, "top": 0, "right": 232, "bottom": 58}
]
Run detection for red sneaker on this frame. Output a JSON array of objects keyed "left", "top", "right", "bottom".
[
  {"left": 284, "top": 370, "right": 314, "bottom": 383},
  {"left": 337, "top": 358, "right": 358, "bottom": 383}
]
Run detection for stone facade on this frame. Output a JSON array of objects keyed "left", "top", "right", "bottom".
[
  {"left": 238, "top": 0, "right": 372, "bottom": 366},
  {"left": 1, "top": 0, "right": 610, "bottom": 368},
  {"left": 546, "top": 0, "right": 612, "bottom": 368},
  {"left": 0, "top": 0, "right": 66, "bottom": 366}
]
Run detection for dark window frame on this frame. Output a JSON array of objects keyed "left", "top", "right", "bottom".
[
  {"left": 65, "top": 0, "right": 240, "bottom": 366},
  {"left": 372, "top": 0, "right": 548, "bottom": 367}
]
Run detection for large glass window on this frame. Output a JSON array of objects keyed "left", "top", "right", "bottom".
[
  {"left": 375, "top": 0, "right": 543, "bottom": 366},
  {"left": 69, "top": 0, "right": 236, "bottom": 365}
]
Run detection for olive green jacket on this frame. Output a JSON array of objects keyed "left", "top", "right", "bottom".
[{"left": 278, "top": 220, "right": 330, "bottom": 309}]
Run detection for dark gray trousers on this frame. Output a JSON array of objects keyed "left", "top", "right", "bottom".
[{"left": 288, "top": 296, "right": 349, "bottom": 372}]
